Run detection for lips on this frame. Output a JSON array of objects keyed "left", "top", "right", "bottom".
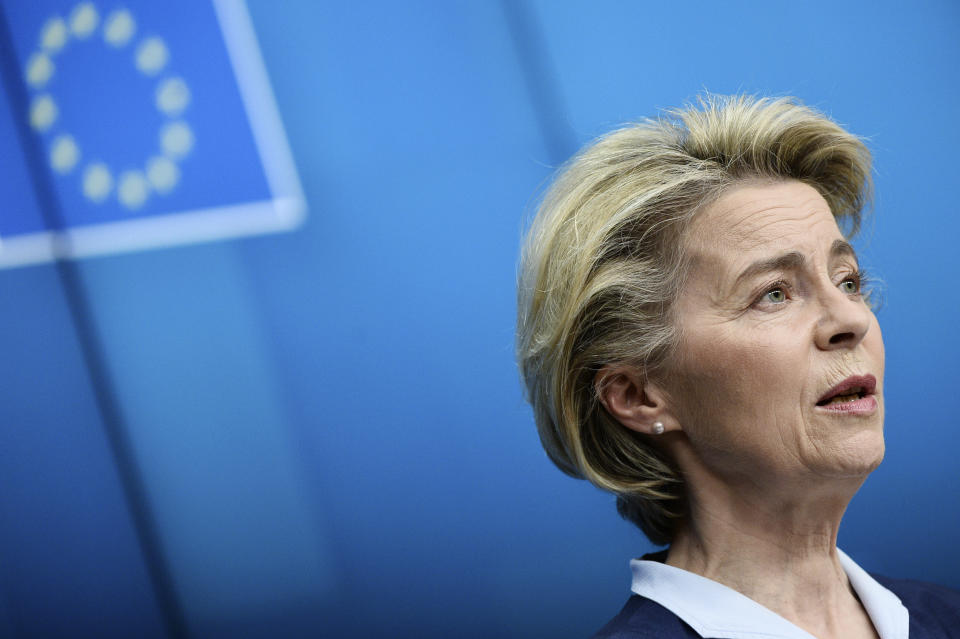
[{"left": 815, "top": 374, "right": 878, "bottom": 410}]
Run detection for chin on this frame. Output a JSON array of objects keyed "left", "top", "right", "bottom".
[
  {"left": 820, "top": 430, "right": 886, "bottom": 479},
  {"left": 805, "top": 402, "right": 886, "bottom": 478}
]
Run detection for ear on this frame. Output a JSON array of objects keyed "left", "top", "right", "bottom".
[{"left": 594, "top": 365, "right": 680, "bottom": 435}]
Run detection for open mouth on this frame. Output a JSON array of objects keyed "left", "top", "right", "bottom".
[
  {"left": 815, "top": 374, "right": 877, "bottom": 408},
  {"left": 816, "top": 388, "right": 868, "bottom": 406}
]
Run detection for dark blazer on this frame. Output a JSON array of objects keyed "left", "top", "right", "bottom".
[{"left": 592, "top": 574, "right": 960, "bottom": 638}]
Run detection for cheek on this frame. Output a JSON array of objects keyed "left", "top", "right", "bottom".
[
  {"left": 668, "top": 329, "right": 817, "bottom": 480},
  {"left": 670, "top": 327, "right": 807, "bottom": 441}
]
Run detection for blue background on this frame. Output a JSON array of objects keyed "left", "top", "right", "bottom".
[{"left": 0, "top": 1, "right": 958, "bottom": 638}]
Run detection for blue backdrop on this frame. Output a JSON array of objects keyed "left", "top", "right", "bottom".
[{"left": 0, "top": 1, "right": 957, "bottom": 638}]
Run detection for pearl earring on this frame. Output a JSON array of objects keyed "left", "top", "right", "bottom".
[{"left": 652, "top": 421, "right": 665, "bottom": 435}]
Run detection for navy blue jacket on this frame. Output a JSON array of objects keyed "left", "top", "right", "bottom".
[{"left": 592, "top": 574, "right": 960, "bottom": 638}]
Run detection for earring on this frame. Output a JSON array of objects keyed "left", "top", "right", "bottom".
[{"left": 652, "top": 421, "right": 665, "bottom": 435}]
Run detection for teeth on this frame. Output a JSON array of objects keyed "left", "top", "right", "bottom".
[{"left": 827, "top": 393, "right": 860, "bottom": 405}]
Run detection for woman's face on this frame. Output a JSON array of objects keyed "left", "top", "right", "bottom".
[{"left": 662, "top": 180, "right": 885, "bottom": 485}]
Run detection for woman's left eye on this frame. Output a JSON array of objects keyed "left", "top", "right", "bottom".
[{"left": 838, "top": 273, "right": 862, "bottom": 294}]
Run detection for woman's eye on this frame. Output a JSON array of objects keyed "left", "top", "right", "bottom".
[
  {"left": 752, "top": 280, "right": 792, "bottom": 309},
  {"left": 839, "top": 278, "right": 860, "bottom": 294},
  {"left": 765, "top": 288, "right": 786, "bottom": 303}
]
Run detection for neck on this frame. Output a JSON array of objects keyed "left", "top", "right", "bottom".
[{"left": 665, "top": 462, "right": 877, "bottom": 638}]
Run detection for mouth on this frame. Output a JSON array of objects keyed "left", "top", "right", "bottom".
[{"left": 815, "top": 374, "right": 878, "bottom": 413}]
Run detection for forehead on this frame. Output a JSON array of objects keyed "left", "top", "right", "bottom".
[{"left": 687, "top": 180, "right": 844, "bottom": 260}]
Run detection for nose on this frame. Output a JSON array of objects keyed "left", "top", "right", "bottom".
[{"left": 814, "top": 283, "right": 873, "bottom": 351}]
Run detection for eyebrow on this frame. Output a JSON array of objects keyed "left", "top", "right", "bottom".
[{"left": 733, "top": 239, "right": 858, "bottom": 289}]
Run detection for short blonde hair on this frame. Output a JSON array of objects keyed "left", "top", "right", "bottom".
[{"left": 516, "top": 95, "right": 872, "bottom": 545}]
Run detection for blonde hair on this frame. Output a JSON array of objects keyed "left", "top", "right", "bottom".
[{"left": 516, "top": 95, "right": 872, "bottom": 545}]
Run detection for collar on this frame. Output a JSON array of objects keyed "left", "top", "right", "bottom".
[{"left": 629, "top": 548, "right": 909, "bottom": 639}]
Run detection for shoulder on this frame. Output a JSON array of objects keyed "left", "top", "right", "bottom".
[
  {"left": 591, "top": 595, "right": 701, "bottom": 639},
  {"left": 872, "top": 574, "right": 960, "bottom": 636}
]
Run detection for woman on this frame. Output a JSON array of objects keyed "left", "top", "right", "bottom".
[{"left": 516, "top": 95, "right": 960, "bottom": 638}]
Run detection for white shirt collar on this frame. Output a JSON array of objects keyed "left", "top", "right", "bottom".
[{"left": 629, "top": 548, "right": 909, "bottom": 639}]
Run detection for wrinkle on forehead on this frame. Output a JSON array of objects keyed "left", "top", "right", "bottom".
[
  {"left": 691, "top": 184, "right": 836, "bottom": 252},
  {"left": 682, "top": 181, "right": 847, "bottom": 298}
]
